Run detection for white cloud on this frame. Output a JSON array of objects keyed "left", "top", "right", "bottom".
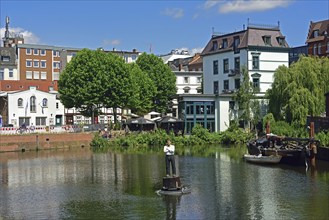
[
  {"left": 0, "top": 27, "right": 40, "bottom": 44},
  {"left": 162, "top": 8, "right": 184, "bottom": 19},
  {"left": 102, "top": 39, "right": 121, "bottom": 47},
  {"left": 190, "top": 47, "right": 204, "bottom": 55},
  {"left": 219, "top": 0, "right": 293, "bottom": 13},
  {"left": 204, "top": 0, "right": 222, "bottom": 9},
  {"left": 174, "top": 47, "right": 204, "bottom": 56}
]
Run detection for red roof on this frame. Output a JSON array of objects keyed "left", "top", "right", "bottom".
[{"left": 0, "top": 80, "right": 58, "bottom": 92}]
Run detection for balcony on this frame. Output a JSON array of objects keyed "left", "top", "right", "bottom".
[
  {"left": 228, "top": 69, "right": 241, "bottom": 77},
  {"left": 222, "top": 89, "right": 235, "bottom": 94}
]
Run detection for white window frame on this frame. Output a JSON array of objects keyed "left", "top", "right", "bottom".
[
  {"left": 33, "top": 71, "right": 40, "bottom": 79},
  {"left": 41, "top": 60, "right": 47, "bottom": 68},
  {"left": 40, "top": 49, "right": 46, "bottom": 56},
  {"left": 33, "top": 49, "right": 39, "bottom": 55},
  {"left": 18, "top": 98, "right": 23, "bottom": 107},
  {"left": 26, "top": 48, "right": 32, "bottom": 55},
  {"left": 33, "top": 60, "right": 39, "bottom": 68},
  {"left": 26, "top": 71, "right": 32, "bottom": 79},
  {"left": 26, "top": 59, "right": 32, "bottom": 67},
  {"left": 184, "top": 77, "right": 189, "bottom": 84},
  {"left": 41, "top": 72, "right": 47, "bottom": 80},
  {"left": 9, "top": 69, "right": 13, "bottom": 78}
]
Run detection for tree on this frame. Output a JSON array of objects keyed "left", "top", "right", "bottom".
[
  {"left": 58, "top": 48, "right": 134, "bottom": 123},
  {"left": 136, "top": 53, "right": 177, "bottom": 113},
  {"left": 234, "top": 67, "right": 255, "bottom": 129},
  {"left": 267, "top": 56, "right": 329, "bottom": 126},
  {"left": 127, "top": 63, "right": 156, "bottom": 115}
]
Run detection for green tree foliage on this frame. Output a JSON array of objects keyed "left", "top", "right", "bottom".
[
  {"left": 58, "top": 49, "right": 134, "bottom": 121},
  {"left": 267, "top": 56, "right": 329, "bottom": 126},
  {"left": 127, "top": 63, "right": 156, "bottom": 115},
  {"left": 136, "top": 53, "right": 177, "bottom": 113},
  {"left": 234, "top": 66, "right": 260, "bottom": 129}
]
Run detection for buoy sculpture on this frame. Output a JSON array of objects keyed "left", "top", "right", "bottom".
[{"left": 156, "top": 139, "right": 191, "bottom": 196}]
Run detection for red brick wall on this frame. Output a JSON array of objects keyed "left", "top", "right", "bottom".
[{"left": 0, "top": 133, "right": 94, "bottom": 152}]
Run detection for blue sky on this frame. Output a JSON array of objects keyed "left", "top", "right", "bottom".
[{"left": 1, "top": 0, "right": 328, "bottom": 55}]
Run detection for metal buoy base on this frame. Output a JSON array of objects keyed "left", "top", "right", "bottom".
[{"left": 156, "top": 176, "right": 191, "bottom": 196}]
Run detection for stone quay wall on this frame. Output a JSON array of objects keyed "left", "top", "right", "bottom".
[{"left": 0, "top": 133, "right": 95, "bottom": 152}]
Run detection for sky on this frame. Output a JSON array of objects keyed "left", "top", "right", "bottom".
[{"left": 0, "top": 0, "right": 328, "bottom": 55}]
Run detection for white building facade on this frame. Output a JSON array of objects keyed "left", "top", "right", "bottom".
[{"left": 179, "top": 24, "right": 290, "bottom": 133}]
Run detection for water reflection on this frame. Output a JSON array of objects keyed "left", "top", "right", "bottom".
[{"left": 0, "top": 146, "right": 328, "bottom": 220}]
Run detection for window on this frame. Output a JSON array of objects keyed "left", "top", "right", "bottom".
[
  {"left": 253, "top": 78, "right": 260, "bottom": 89},
  {"left": 234, "top": 57, "right": 240, "bottom": 71},
  {"left": 277, "top": 37, "right": 285, "bottom": 46},
  {"left": 222, "top": 39, "right": 228, "bottom": 49},
  {"left": 212, "top": 41, "right": 218, "bottom": 51},
  {"left": 262, "top": 36, "right": 271, "bottom": 46},
  {"left": 314, "top": 30, "right": 319, "bottom": 38},
  {"left": 233, "top": 37, "right": 240, "bottom": 53},
  {"left": 235, "top": 79, "right": 240, "bottom": 89},
  {"left": 1, "top": 56, "right": 10, "bottom": 62},
  {"left": 30, "top": 96, "right": 36, "bottom": 112},
  {"left": 41, "top": 60, "right": 46, "bottom": 68},
  {"left": 229, "top": 101, "right": 235, "bottom": 110},
  {"left": 49, "top": 86, "right": 54, "bottom": 91},
  {"left": 184, "top": 77, "right": 189, "bottom": 84},
  {"left": 33, "top": 49, "right": 39, "bottom": 55},
  {"left": 18, "top": 98, "right": 23, "bottom": 107},
  {"left": 183, "top": 87, "right": 190, "bottom": 94},
  {"left": 213, "top": 60, "right": 218, "bottom": 75},
  {"left": 53, "top": 50, "right": 58, "bottom": 57},
  {"left": 56, "top": 102, "right": 59, "bottom": 109},
  {"left": 318, "top": 43, "right": 321, "bottom": 54},
  {"left": 53, "top": 72, "right": 59, "bottom": 80},
  {"left": 132, "top": 55, "right": 136, "bottom": 60},
  {"left": 196, "top": 87, "right": 202, "bottom": 93},
  {"left": 36, "top": 117, "right": 46, "bottom": 126},
  {"left": 197, "top": 77, "right": 202, "bottom": 83},
  {"left": 213, "top": 81, "right": 218, "bottom": 94},
  {"left": 26, "top": 48, "right": 32, "bottom": 55},
  {"left": 40, "top": 49, "right": 46, "bottom": 56},
  {"left": 53, "top": 62, "right": 60, "bottom": 69},
  {"left": 0, "top": 69, "right": 4, "bottom": 80},
  {"left": 223, "top": 59, "right": 229, "bottom": 73},
  {"left": 42, "top": 98, "right": 48, "bottom": 107},
  {"left": 9, "top": 69, "right": 13, "bottom": 77},
  {"left": 252, "top": 56, "right": 259, "bottom": 70},
  {"left": 26, "top": 71, "right": 32, "bottom": 79},
  {"left": 33, "top": 60, "right": 39, "bottom": 68},
  {"left": 33, "top": 71, "right": 40, "bottom": 79},
  {"left": 313, "top": 44, "right": 317, "bottom": 55},
  {"left": 41, "top": 72, "right": 47, "bottom": 80},
  {"left": 26, "top": 60, "right": 32, "bottom": 67},
  {"left": 223, "top": 80, "right": 229, "bottom": 90}
]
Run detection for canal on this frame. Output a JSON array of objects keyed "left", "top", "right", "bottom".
[{"left": 0, "top": 146, "right": 328, "bottom": 219}]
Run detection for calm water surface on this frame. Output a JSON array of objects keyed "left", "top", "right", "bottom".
[{"left": 0, "top": 146, "right": 328, "bottom": 220}]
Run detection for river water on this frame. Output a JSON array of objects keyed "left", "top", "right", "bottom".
[{"left": 0, "top": 146, "right": 328, "bottom": 220}]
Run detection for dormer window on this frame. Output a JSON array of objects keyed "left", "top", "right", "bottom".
[
  {"left": 313, "top": 30, "right": 319, "bottom": 38},
  {"left": 262, "top": 35, "right": 271, "bottom": 46},
  {"left": 222, "top": 39, "right": 228, "bottom": 49},
  {"left": 277, "top": 36, "right": 286, "bottom": 47},
  {"left": 212, "top": 41, "right": 218, "bottom": 51}
]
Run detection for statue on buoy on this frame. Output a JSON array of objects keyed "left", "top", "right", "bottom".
[{"left": 156, "top": 139, "right": 191, "bottom": 195}]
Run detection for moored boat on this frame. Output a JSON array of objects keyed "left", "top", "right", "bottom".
[
  {"left": 247, "top": 134, "right": 319, "bottom": 166},
  {"left": 243, "top": 154, "right": 282, "bottom": 164}
]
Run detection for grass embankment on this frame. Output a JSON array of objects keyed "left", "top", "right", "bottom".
[{"left": 91, "top": 124, "right": 253, "bottom": 154}]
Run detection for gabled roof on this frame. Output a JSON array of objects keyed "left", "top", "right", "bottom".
[
  {"left": 201, "top": 24, "right": 289, "bottom": 56},
  {"left": 306, "top": 19, "right": 329, "bottom": 43}
]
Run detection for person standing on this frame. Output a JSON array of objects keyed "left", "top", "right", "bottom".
[{"left": 164, "top": 139, "right": 176, "bottom": 177}]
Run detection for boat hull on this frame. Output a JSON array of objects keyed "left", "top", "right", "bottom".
[{"left": 243, "top": 154, "right": 282, "bottom": 164}]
